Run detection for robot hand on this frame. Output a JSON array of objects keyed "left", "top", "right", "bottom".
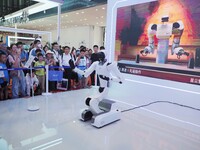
[
  {"left": 110, "top": 77, "right": 123, "bottom": 84},
  {"left": 173, "top": 47, "right": 189, "bottom": 59},
  {"left": 140, "top": 46, "right": 154, "bottom": 56}
]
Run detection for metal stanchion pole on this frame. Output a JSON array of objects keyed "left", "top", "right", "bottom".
[
  {"left": 27, "top": 65, "right": 40, "bottom": 111},
  {"left": 42, "top": 65, "right": 52, "bottom": 96}
]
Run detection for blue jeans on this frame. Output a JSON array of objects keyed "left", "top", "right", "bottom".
[{"left": 12, "top": 70, "right": 26, "bottom": 98}]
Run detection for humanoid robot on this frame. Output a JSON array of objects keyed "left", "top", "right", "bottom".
[
  {"left": 140, "top": 16, "right": 189, "bottom": 63},
  {"left": 69, "top": 51, "right": 124, "bottom": 128}
]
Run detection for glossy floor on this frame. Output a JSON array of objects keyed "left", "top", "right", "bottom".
[{"left": 0, "top": 74, "right": 200, "bottom": 150}]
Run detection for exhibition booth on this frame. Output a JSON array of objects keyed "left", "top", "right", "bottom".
[{"left": 0, "top": 0, "right": 200, "bottom": 150}]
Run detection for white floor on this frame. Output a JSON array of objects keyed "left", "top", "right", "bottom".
[{"left": 0, "top": 74, "right": 200, "bottom": 150}]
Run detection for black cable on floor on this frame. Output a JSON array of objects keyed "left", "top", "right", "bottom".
[{"left": 121, "top": 101, "right": 200, "bottom": 113}]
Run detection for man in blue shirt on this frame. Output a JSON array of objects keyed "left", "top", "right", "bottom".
[
  {"left": 29, "top": 40, "right": 45, "bottom": 57},
  {"left": 0, "top": 51, "right": 9, "bottom": 100},
  {"left": 16, "top": 42, "right": 28, "bottom": 65}
]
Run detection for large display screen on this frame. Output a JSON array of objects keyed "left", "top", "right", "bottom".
[{"left": 115, "top": 0, "right": 200, "bottom": 63}]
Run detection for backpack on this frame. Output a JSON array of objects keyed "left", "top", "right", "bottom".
[{"left": 6, "top": 54, "right": 15, "bottom": 69}]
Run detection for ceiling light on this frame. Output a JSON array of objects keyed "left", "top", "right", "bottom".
[
  {"left": 65, "top": 15, "right": 68, "bottom": 17},
  {"left": 96, "top": 9, "right": 98, "bottom": 11},
  {"left": 96, "top": 22, "right": 99, "bottom": 25},
  {"left": 76, "top": 12, "right": 79, "bottom": 15},
  {"left": 101, "top": 16, "right": 104, "bottom": 18},
  {"left": 102, "top": 7, "right": 105, "bottom": 10},
  {"left": 84, "top": 18, "right": 87, "bottom": 21},
  {"left": 81, "top": 12, "right": 84, "bottom": 14}
]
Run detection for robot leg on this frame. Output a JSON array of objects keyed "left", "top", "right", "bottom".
[{"left": 79, "top": 97, "right": 93, "bottom": 121}]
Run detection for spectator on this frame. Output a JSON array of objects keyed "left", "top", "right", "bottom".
[
  {"left": 29, "top": 40, "right": 45, "bottom": 57},
  {"left": 45, "top": 50, "right": 56, "bottom": 91},
  {"left": 0, "top": 52, "right": 9, "bottom": 100},
  {"left": 8, "top": 44, "right": 26, "bottom": 98},
  {"left": 88, "top": 49, "right": 93, "bottom": 57},
  {"left": 70, "top": 47, "right": 79, "bottom": 88},
  {"left": 85, "top": 49, "right": 92, "bottom": 87},
  {"left": 51, "top": 42, "right": 62, "bottom": 66},
  {"left": 17, "top": 42, "right": 28, "bottom": 75},
  {"left": 70, "top": 47, "right": 77, "bottom": 62},
  {"left": 43, "top": 45, "right": 49, "bottom": 53},
  {"left": 28, "top": 43, "right": 34, "bottom": 55},
  {"left": 25, "top": 70, "right": 39, "bottom": 96},
  {"left": 75, "top": 48, "right": 87, "bottom": 88},
  {"left": 16, "top": 42, "right": 28, "bottom": 66},
  {"left": 34, "top": 53, "right": 45, "bottom": 93},
  {"left": 90, "top": 45, "right": 100, "bottom": 86},
  {"left": 100, "top": 46, "right": 105, "bottom": 50},
  {"left": 33, "top": 49, "right": 43, "bottom": 62},
  {"left": 85, "top": 50, "right": 91, "bottom": 68},
  {"left": 60, "top": 46, "right": 73, "bottom": 90}
]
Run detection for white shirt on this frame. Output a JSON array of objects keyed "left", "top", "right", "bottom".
[
  {"left": 60, "top": 53, "right": 72, "bottom": 66},
  {"left": 52, "top": 49, "right": 59, "bottom": 62}
]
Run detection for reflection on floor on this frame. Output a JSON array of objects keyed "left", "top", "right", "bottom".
[{"left": 0, "top": 74, "right": 200, "bottom": 150}]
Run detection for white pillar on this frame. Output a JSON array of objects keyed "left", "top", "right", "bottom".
[
  {"left": 15, "top": 24, "right": 17, "bottom": 43},
  {"left": 57, "top": 4, "right": 61, "bottom": 44}
]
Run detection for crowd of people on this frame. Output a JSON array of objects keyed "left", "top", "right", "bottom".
[{"left": 0, "top": 39, "right": 105, "bottom": 100}]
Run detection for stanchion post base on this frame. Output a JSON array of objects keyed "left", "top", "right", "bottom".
[
  {"left": 42, "top": 92, "right": 52, "bottom": 96},
  {"left": 27, "top": 106, "right": 40, "bottom": 111}
]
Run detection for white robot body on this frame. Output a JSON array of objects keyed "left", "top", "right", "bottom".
[
  {"left": 72, "top": 54, "right": 124, "bottom": 128},
  {"left": 156, "top": 23, "right": 173, "bottom": 39}
]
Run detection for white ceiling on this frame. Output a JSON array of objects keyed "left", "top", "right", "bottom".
[{"left": 17, "top": 4, "right": 107, "bottom": 31}]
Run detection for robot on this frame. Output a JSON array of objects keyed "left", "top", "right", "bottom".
[
  {"left": 140, "top": 16, "right": 189, "bottom": 63},
  {"left": 69, "top": 51, "right": 124, "bottom": 128}
]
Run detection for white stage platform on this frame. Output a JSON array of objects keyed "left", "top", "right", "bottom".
[{"left": 0, "top": 74, "right": 200, "bottom": 150}]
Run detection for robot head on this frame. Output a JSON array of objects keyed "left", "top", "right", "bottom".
[
  {"left": 161, "top": 15, "right": 169, "bottom": 22},
  {"left": 97, "top": 50, "right": 106, "bottom": 62},
  {"left": 97, "top": 51, "right": 106, "bottom": 62}
]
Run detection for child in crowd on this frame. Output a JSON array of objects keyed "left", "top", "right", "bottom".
[
  {"left": 25, "top": 69, "right": 39, "bottom": 96},
  {"left": 34, "top": 53, "right": 45, "bottom": 93},
  {"left": 0, "top": 52, "right": 9, "bottom": 100}
]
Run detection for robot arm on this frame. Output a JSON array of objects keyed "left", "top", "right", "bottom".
[
  {"left": 107, "top": 62, "right": 124, "bottom": 84},
  {"left": 172, "top": 21, "right": 189, "bottom": 59},
  {"left": 71, "top": 60, "right": 97, "bottom": 78},
  {"left": 140, "top": 24, "right": 157, "bottom": 56}
]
